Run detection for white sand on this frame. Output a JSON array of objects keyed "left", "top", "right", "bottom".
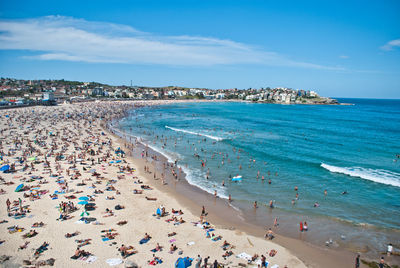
[{"left": 0, "top": 101, "right": 307, "bottom": 267}]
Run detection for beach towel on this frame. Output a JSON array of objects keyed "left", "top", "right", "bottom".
[
  {"left": 105, "top": 258, "right": 123, "bottom": 266},
  {"left": 271, "top": 265, "right": 279, "bottom": 268},
  {"left": 237, "top": 252, "right": 252, "bottom": 261},
  {"left": 139, "top": 238, "right": 149, "bottom": 244},
  {"left": 86, "top": 256, "right": 97, "bottom": 264},
  {"left": 169, "top": 238, "right": 176, "bottom": 243},
  {"left": 187, "top": 241, "right": 195, "bottom": 246},
  {"left": 102, "top": 237, "right": 110, "bottom": 241}
]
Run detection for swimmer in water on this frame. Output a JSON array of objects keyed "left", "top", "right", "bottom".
[
  {"left": 269, "top": 200, "right": 274, "bottom": 208},
  {"left": 254, "top": 201, "right": 258, "bottom": 209},
  {"left": 342, "top": 190, "right": 348, "bottom": 195}
]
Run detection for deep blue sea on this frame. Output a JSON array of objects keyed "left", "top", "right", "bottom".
[{"left": 116, "top": 99, "right": 400, "bottom": 245}]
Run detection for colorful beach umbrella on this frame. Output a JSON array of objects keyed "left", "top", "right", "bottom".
[
  {"left": 78, "top": 201, "right": 88, "bottom": 205},
  {"left": 78, "top": 196, "right": 89, "bottom": 201}
]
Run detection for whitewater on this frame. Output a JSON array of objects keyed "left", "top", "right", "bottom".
[
  {"left": 165, "top": 125, "right": 224, "bottom": 141},
  {"left": 321, "top": 163, "right": 400, "bottom": 188}
]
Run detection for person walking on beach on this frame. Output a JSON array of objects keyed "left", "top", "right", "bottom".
[
  {"left": 261, "top": 255, "right": 267, "bottom": 267},
  {"left": 195, "top": 255, "right": 202, "bottom": 268},
  {"left": 6, "top": 198, "right": 11, "bottom": 212},
  {"left": 379, "top": 257, "right": 385, "bottom": 268},
  {"left": 355, "top": 254, "right": 360, "bottom": 268},
  {"left": 203, "top": 256, "right": 209, "bottom": 267}
]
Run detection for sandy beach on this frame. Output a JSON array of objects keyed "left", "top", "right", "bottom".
[
  {"left": 0, "top": 100, "right": 309, "bottom": 267},
  {"left": 0, "top": 100, "right": 388, "bottom": 268}
]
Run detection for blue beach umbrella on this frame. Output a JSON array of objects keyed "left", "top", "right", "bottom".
[
  {"left": 0, "top": 165, "right": 10, "bottom": 172},
  {"left": 78, "top": 201, "right": 88, "bottom": 205},
  {"left": 15, "top": 184, "right": 24, "bottom": 192},
  {"left": 78, "top": 196, "right": 89, "bottom": 201}
]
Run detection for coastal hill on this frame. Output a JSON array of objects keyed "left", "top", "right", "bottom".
[{"left": 0, "top": 77, "right": 338, "bottom": 105}]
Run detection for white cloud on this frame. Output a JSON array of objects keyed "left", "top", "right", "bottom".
[
  {"left": 380, "top": 39, "right": 400, "bottom": 51},
  {"left": 339, "top": 55, "right": 349, "bottom": 59},
  {"left": 0, "top": 16, "right": 341, "bottom": 69}
]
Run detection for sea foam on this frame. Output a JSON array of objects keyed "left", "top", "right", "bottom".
[
  {"left": 165, "top": 126, "right": 224, "bottom": 141},
  {"left": 321, "top": 163, "right": 400, "bottom": 188}
]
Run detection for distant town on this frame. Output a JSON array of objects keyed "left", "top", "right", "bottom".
[{"left": 0, "top": 78, "right": 339, "bottom": 106}]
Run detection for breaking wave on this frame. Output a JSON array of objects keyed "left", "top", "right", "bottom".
[
  {"left": 165, "top": 126, "right": 224, "bottom": 141},
  {"left": 321, "top": 163, "right": 400, "bottom": 188}
]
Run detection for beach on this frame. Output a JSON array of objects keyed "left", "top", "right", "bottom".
[
  {"left": 0, "top": 100, "right": 308, "bottom": 267},
  {"left": 0, "top": 100, "right": 397, "bottom": 268}
]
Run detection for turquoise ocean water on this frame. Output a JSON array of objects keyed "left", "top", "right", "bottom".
[{"left": 116, "top": 99, "right": 400, "bottom": 251}]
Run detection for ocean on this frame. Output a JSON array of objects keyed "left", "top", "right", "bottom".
[{"left": 115, "top": 99, "right": 400, "bottom": 253}]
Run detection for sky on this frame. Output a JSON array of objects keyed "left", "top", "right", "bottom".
[{"left": 0, "top": 0, "right": 399, "bottom": 98}]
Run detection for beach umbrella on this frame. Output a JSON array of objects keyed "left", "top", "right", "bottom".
[
  {"left": 80, "top": 210, "right": 90, "bottom": 217},
  {"left": 15, "top": 184, "right": 24, "bottom": 192},
  {"left": 0, "top": 165, "right": 10, "bottom": 172},
  {"left": 78, "top": 201, "right": 88, "bottom": 205},
  {"left": 78, "top": 196, "right": 89, "bottom": 201}
]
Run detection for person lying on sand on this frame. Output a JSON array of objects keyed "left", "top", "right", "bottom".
[
  {"left": 34, "top": 242, "right": 49, "bottom": 257},
  {"left": 117, "top": 220, "right": 127, "bottom": 226},
  {"left": 103, "top": 208, "right": 114, "bottom": 217},
  {"left": 133, "top": 189, "right": 143, "bottom": 194},
  {"left": 18, "top": 241, "right": 30, "bottom": 250},
  {"left": 114, "top": 204, "right": 125, "bottom": 210},
  {"left": 22, "top": 230, "right": 38, "bottom": 238},
  {"left": 65, "top": 231, "right": 80, "bottom": 238},
  {"left": 222, "top": 250, "right": 233, "bottom": 258},
  {"left": 119, "top": 244, "right": 137, "bottom": 258},
  {"left": 32, "top": 222, "right": 44, "bottom": 228},
  {"left": 70, "top": 247, "right": 91, "bottom": 259},
  {"left": 168, "top": 232, "right": 176, "bottom": 237},
  {"left": 146, "top": 197, "right": 157, "bottom": 201},
  {"left": 171, "top": 208, "right": 184, "bottom": 215},
  {"left": 148, "top": 254, "right": 163, "bottom": 265}
]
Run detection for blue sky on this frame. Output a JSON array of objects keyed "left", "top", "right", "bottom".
[{"left": 0, "top": 0, "right": 399, "bottom": 98}]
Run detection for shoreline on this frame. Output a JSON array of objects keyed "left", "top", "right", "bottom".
[
  {"left": 105, "top": 100, "right": 399, "bottom": 267},
  {"left": 0, "top": 99, "right": 396, "bottom": 267},
  {"left": 0, "top": 100, "right": 309, "bottom": 267}
]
